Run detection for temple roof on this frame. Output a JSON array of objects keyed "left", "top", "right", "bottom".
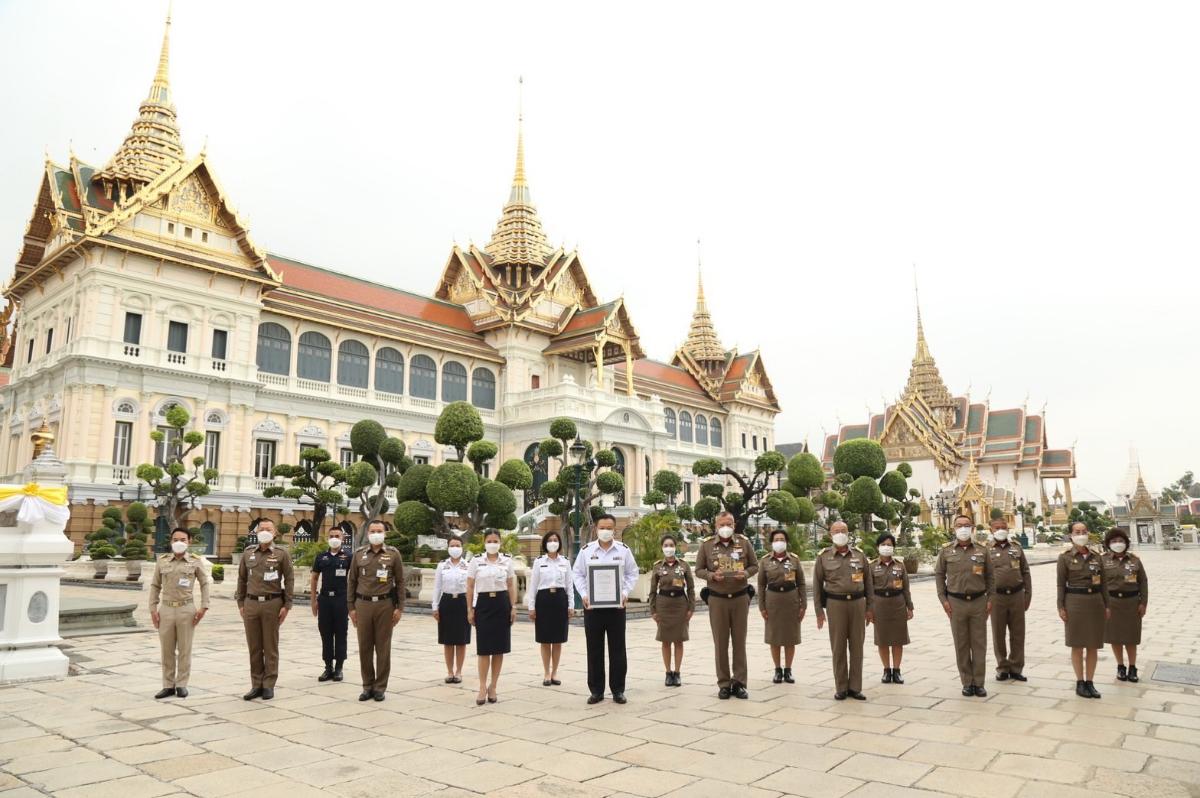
[
  {"left": 484, "top": 108, "right": 552, "bottom": 267},
  {"left": 902, "top": 294, "right": 955, "bottom": 410},
  {"left": 682, "top": 271, "right": 725, "bottom": 362},
  {"left": 617, "top": 359, "right": 725, "bottom": 411}
]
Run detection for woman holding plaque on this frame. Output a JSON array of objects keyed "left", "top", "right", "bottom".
[
  {"left": 757, "top": 529, "right": 805, "bottom": 684},
  {"left": 527, "top": 530, "right": 574, "bottom": 686},
  {"left": 649, "top": 533, "right": 695, "bottom": 686},
  {"left": 467, "top": 529, "right": 517, "bottom": 705}
]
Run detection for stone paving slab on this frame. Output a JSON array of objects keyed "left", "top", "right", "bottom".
[{"left": 0, "top": 548, "right": 1197, "bottom": 796}]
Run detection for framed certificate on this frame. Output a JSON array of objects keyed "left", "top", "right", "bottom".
[{"left": 586, "top": 562, "right": 623, "bottom": 608}]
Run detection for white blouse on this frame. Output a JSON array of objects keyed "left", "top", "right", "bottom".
[
  {"left": 468, "top": 554, "right": 515, "bottom": 605},
  {"left": 526, "top": 553, "right": 575, "bottom": 610},
  {"left": 432, "top": 557, "right": 469, "bottom": 607}
]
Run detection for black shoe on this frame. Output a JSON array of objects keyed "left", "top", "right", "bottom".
[
  {"left": 175, "top": 688, "right": 188, "bottom": 698},
  {"left": 587, "top": 694, "right": 604, "bottom": 705},
  {"left": 1076, "top": 680, "right": 1089, "bottom": 698},
  {"left": 1085, "top": 681, "right": 1101, "bottom": 699},
  {"left": 359, "top": 690, "right": 373, "bottom": 701},
  {"left": 1010, "top": 673, "right": 1027, "bottom": 682},
  {"left": 332, "top": 665, "right": 344, "bottom": 682},
  {"left": 963, "top": 685, "right": 975, "bottom": 697},
  {"left": 243, "top": 687, "right": 263, "bottom": 701},
  {"left": 666, "top": 672, "right": 674, "bottom": 687},
  {"left": 783, "top": 668, "right": 794, "bottom": 684},
  {"left": 891, "top": 669, "right": 903, "bottom": 684},
  {"left": 974, "top": 686, "right": 987, "bottom": 698},
  {"left": 996, "top": 671, "right": 1009, "bottom": 681},
  {"left": 671, "top": 672, "right": 682, "bottom": 687},
  {"left": 318, "top": 667, "right": 334, "bottom": 682},
  {"left": 1127, "top": 666, "right": 1139, "bottom": 683},
  {"left": 882, "top": 668, "right": 893, "bottom": 684},
  {"left": 261, "top": 688, "right": 274, "bottom": 700},
  {"left": 550, "top": 678, "right": 562, "bottom": 686},
  {"left": 1116, "top": 664, "right": 1128, "bottom": 681},
  {"left": 732, "top": 683, "right": 749, "bottom": 699},
  {"left": 773, "top": 668, "right": 784, "bottom": 684},
  {"left": 154, "top": 688, "right": 175, "bottom": 700},
  {"left": 544, "top": 679, "right": 553, "bottom": 687},
  {"left": 373, "top": 691, "right": 385, "bottom": 702},
  {"left": 847, "top": 690, "right": 866, "bottom": 701},
  {"left": 718, "top": 687, "right": 732, "bottom": 700},
  {"left": 613, "top": 693, "right": 627, "bottom": 704},
  {"left": 834, "top": 691, "right": 847, "bottom": 700}
]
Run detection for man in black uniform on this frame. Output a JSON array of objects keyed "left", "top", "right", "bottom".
[{"left": 309, "top": 523, "right": 352, "bottom": 682}]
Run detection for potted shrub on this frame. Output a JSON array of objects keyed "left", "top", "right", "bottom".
[
  {"left": 416, "top": 544, "right": 435, "bottom": 564},
  {"left": 88, "top": 539, "right": 119, "bottom": 577},
  {"left": 896, "top": 546, "right": 921, "bottom": 574},
  {"left": 121, "top": 502, "right": 153, "bottom": 580},
  {"left": 210, "top": 564, "right": 224, "bottom": 583}
]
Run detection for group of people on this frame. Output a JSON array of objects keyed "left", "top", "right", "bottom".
[{"left": 146, "top": 511, "right": 1149, "bottom": 706}]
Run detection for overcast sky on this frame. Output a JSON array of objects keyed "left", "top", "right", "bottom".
[{"left": 1, "top": 0, "right": 1195, "bottom": 502}]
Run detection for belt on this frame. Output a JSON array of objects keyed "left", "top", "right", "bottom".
[
  {"left": 539, "top": 587, "right": 561, "bottom": 594},
  {"left": 1065, "top": 586, "right": 1100, "bottom": 595},
  {"left": 709, "top": 587, "right": 749, "bottom": 599},
  {"left": 823, "top": 591, "right": 865, "bottom": 601},
  {"left": 481, "top": 591, "right": 505, "bottom": 598},
  {"left": 995, "top": 584, "right": 1025, "bottom": 595},
  {"left": 1109, "top": 590, "right": 1140, "bottom": 598},
  {"left": 657, "top": 589, "right": 685, "bottom": 598},
  {"left": 161, "top": 599, "right": 192, "bottom": 608},
  {"left": 247, "top": 594, "right": 282, "bottom": 602},
  {"left": 322, "top": 591, "right": 345, "bottom": 598},
  {"left": 442, "top": 592, "right": 464, "bottom": 599},
  {"left": 948, "top": 591, "right": 986, "bottom": 601},
  {"left": 874, "top": 589, "right": 903, "bottom": 598},
  {"left": 768, "top": 583, "right": 798, "bottom": 593},
  {"left": 355, "top": 594, "right": 389, "bottom": 602}
]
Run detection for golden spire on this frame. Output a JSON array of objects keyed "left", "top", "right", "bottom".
[
  {"left": 485, "top": 77, "right": 552, "bottom": 267},
  {"left": 902, "top": 272, "right": 955, "bottom": 411},
  {"left": 97, "top": 4, "right": 185, "bottom": 187},
  {"left": 683, "top": 243, "right": 726, "bottom": 363}
]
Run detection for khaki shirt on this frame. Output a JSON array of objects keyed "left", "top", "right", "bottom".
[
  {"left": 346, "top": 545, "right": 405, "bottom": 607},
  {"left": 1056, "top": 547, "right": 1108, "bottom": 609},
  {"left": 694, "top": 534, "right": 759, "bottom": 593},
  {"left": 757, "top": 553, "right": 807, "bottom": 612},
  {"left": 813, "top": 547, "right": 873, "bottom": 610},
  {"left": 648, "top": 558, "right": 696, "bottom": 614},
  {"left": 934, "top": 542, "right": 991, "bottom": 602},
  {"left": 1101, "top": 552, "right": 1148, "bottom": 601},
  {"left": 148, "top": 553, "right": 211, "bottom": 609},
  {"left": 869, "top": 557, "right": 912, "bottom": 610},
  {"left": 235, "top": 544, "right": 295, "bottom": 609},
  {"left": 987, "top": 541, "right": 1031, "bottom": 596}
]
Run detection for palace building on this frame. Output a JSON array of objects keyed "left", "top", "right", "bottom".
[{"left": 0, "top": 14, "right": 780, "bottom": 556}]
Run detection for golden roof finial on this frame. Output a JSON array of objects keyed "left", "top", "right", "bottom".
[
  {"left": 155, "top": 1, "right": 172, "bottom": 88},
  {"left": 31, "top": 416, "right": 54, "bottom": 459},
  {"left": 485, "top": 77, "right": 552, "bottom": 267},
  {"left": 902, "top": 267, "right": 955, "bottom": 412},
  {"left": 513, "top": 76, "right": 526, "bottom": 188},
  {"left": 683, "top": 239, "right": 725, "bottom": 364}
]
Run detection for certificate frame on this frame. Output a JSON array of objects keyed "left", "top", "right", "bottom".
[{"left": 586, "top": 562, "right": 623, "bottom": 609}]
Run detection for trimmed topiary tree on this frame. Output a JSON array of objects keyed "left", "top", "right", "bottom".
[
  {"left": 135, "top": 405, "right": 218, "bottom": 527},
  {"left": 692, "top": 451, "right": 795, "bottom": 536},
  {"left": 535, "top": 418, "right": 624, "bottom": 556},
  {"left": 830, "top": 438, "right": 921, "bottom": 544},
  {"left": 344, "top": 419, "right": 410, "bottom": 546},
  {"left": 263, "top": 447, "right": 350, "bottom": 539}
]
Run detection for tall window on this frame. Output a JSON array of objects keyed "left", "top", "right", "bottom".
[
  {"left": 204, "top": 431, "right": 220, "bottom": 469},
  {"left": 339, "top": 448, "right": 355, "bottom": 469},
  {"left": 411, "top": 354, "right": 437, "bottom": 399},
  {"left": 123, "top": 312, "right": 143, "bottom": 345},
  {"left": 256, "top": 322, "right": 291, "bottom": 375},
  {"left": 25, "top": 338, "right": 33, "bottom": 363},
  {"left": 374, "top": 347, "right": 404, "bottom": 394},
  {"left": 711, "top": 418, "right": 723, "bottom": 447},
  {"left": 752, "top": 435, "right": 758, "bottom": 451},
  {"left": 211, "top": 329, "right": 228, "bottom": 360},
  {"left": 684, "top": 481, "right": 693, "bottom": 505},
  {"left": 645, "top": 455, "right": 651, "bottom": 492},
  {"left": 472, "top": 368, "right": 496, "bottom": 409},
  {"left": 167, "top": 320, "right": 188, "bottom": 353},
  {"left": 112, "top": 421, "right": 133, "bottom": 466},
  {"left": 664, "top": 408, "right": 677, "bottom": 438},
  {"left": 254, "top": 440, "right": 277, "bottom": 479},
  {"left": 680, "top": 411, "right": 693, "bottom": 443},
  {"left": 297, "top": 331, "right": 332, "bottom": 381},
  {"left": 741, "top": 432, "right": 747, "bottom": 449},
  {"left": 45, "top": 328, "right": 53, "bottom": 354},
  {"left": 66, "top": 317, "right": 72, "bottom": 342},
  {"left": 337, "top": 340, "right": 369, "bottom": 388},
  {"left": 154, "top": 425, "right": 181, "bottom": 467},
  {"left": 442, "top": 361, "right": 467, "bottom": 402},
  {"left": 696, "top": 414, "right": 708, "bottom": 445}
]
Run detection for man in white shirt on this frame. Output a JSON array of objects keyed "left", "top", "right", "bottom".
[{"left": 572, "top": 513, "right": 639, "bottom": 704}]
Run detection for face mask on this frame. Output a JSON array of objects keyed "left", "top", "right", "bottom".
[
  {"left": 368, "top": 532, "right": 385, "bottom": 546},
  {"left": 484, "top": 541, "right": 501, "bottom": 555},
  {"left": 447, "top": 546, "right": 462, "bottom": 559},
  {"left": 831, "top": 532, "right": 849, "bottom": 547},
  {"left": 1110, "top": 541, "right": 1127, "bottom": 554},
  {"left": 1071, "top": 534, "right": 1089, "bottom": 548},
  {"left": 546, "top": 541, "right": 560, "bottom": 553},
  {"left": 772, "top": 540, "right": 788, "bottom": 554},
  {"left": 597, "top": 529, "right": 614, "bottom": 543},
  {"left": 171, "top": 540, "right": 188, "bottom": 554},
  {"left": 256, "top": 531, "right": 274, "bottom": 545},
  {"left": 878, "top": 544, "right": 894, "bottom": 557},
  {"left": 327, "top": 538, "right": 342, "bottom": 550},
  {"left": 955, "top": 528, "right": 973, "bottom": 542},
  {"left": 993, "top": 530, "right": 1009, "bottom": 542},
  {"left": 662, "top": 546, "right": 676, "bottom": 558},
  {"left": 717, "top": 526, "right": 734, "bottom": 539}
]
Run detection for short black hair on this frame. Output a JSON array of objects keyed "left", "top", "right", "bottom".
[
  {"left": 953, "top": 514, "right": 973, "bottom": 526},
  {"left": 367, "top": 519, "right": 389, "bottom": 531},
  {"left": 876, "top": 532, "right": 895, "bottom": 546},
  {"left": 540, "top": 531, "right": 562, "bottom": 554},
  {"left": 248, "top": 516, "right": 272, "bottom": 532},
  {"left": 1104, "top": 528, "right": 1129, "bottom": 548},
  {"left": 770, "top": 529, "right": 790, "bottom": 543},
  {"left": 1069, "top": 520, "right": 1089, "bottom": 533},
  {"left": 483, "top": 528, "right": 503, "bottom": 541},
  {"left": 171, "top": 527, "right": 192, "bottom": 539},
  {"left": 594, "top": 513, "right": 616, "bottom": 527},
  {"left": 659, "top": 532, "right": 678, "bottom": 547}
]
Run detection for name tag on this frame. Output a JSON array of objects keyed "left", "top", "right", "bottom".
[
  {"left": 785, "top": 571, "right": 796, "bottom": 583},
  {"left": 972, "top": 565, "right": 984, "bottom": 576},
  {"left": 1011, "top": 560, "right": 1020, "bottom": 569},
  {"left": 892, "top": 579, "right": 903, "bottom": 589},
  {"left": 335, "top": 568, "right": 347, "bottom": 577},
  {"left": 1092, "top": 575, "right": 1102, "bottom": 585},
  {"left": 1124, "top": 573, "right": 1137, "bottom": 583},
  {"left": 852, "top": 572, "right": 864, "bottom": 583},
  {"left": 178, "top": 577, "right": 191, "bottom": 588},
  {"left": 264, "top": 571, "right": 279, "bottom": 582}
]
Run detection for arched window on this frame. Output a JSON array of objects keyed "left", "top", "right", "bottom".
[
  {"left": 680, "top": 411, "right": 693, "bottom": 443},
  {"left": 198, "top": 520, "right": 216, "bottom": 555},
  {"left": 297, "top": 331, "right": 331, "bottom": 382},
  {"left": 664, "top": 408, "right": 677, "bottom": 438},
  {"left": 710, "top": 417, "right": 723, "bottom": 447},
  {"left": 256, "top": 322, "right": 291, "bottom": 375},
  {"left": 411, "top": 354, "right": 437, "bottom": 399},
  {"left": 523, "top": 442, "right": 548, "bottom": 510},
  {"left": 375, "top": 347, "right": 404, "bottom": 394},
  {"left": 696, "top": 414, "right": 709, "bottom": 446},
  {"left": 471, "top": 367, "right": 496, "bottom": 409},
  {"left": 442, "top": 361, "right": 468, "bottom": 402},
  {"left": 337, "top": 340, "right": 369, "bottom": 388}
]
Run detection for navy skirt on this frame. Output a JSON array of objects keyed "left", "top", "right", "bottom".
[
  {"left": 438, "top": 593, "right": 470, "bottom": 646},
  {"left": 474, "top": 591, "right": 511, "bottom": 656}
]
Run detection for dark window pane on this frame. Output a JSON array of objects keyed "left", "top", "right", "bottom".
[
  {"left": 124, "top": 312, "right": 143, "bottom": 345},
  {"left": 442, "top": 361, "right": 467, "bottom": 402},
  {"left": 212, "top": 329, "right": 228, "bottom": 360},
  {"left": 471, "top": 367, "right": 496, "bottom": 409},
  {"left": 298, "top": 331, "right": 331, "bottom": 382},
  {"left": 374, "top": 347, "right": 404, "bottom": 394},
  {"left": 167, "top": 321, "right": 188, "bottom": 353},
  {"left": 337, "top": 340, "right": 369, "bottom": 388},
  {"left": 411, "top": 355, "right": 437, "bottom": 399},
  {"left": 256, "top": 322, "right": 291, "bottom": 375}
]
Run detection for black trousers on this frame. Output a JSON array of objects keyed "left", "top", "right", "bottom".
[
  {"left": 318, "top": 594, "right": 348, "bottom": 664},
  {"left": 584, "top": 608, "right": 627, "bottom": 696}
]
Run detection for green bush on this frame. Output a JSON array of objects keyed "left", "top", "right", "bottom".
[
  {"left": 396, "top": 463, "right": 434, "bottom": 502},
  {"left": 787, "top": 452, "right": 826, "bottom": 493},
  {"left": 495, "top": 459, "right": 534, "bottom": 491},
  {"left": 435, "top": 402, "right": 484, "bottom": 453},
  {"left": 653, "top": 470, "right": 683, "bottom": 499},
  {"left": 896, "top": 462, "right": 913, "bottom": 478},
  {"left": 477, "top": 481, "right": 516, "bottom": 517},
  {"left": 623, "top": 511, "right": 680, "bottom": 571},
  {"left": 394, "top": 500, "right": 434, "bottom": 536},
  {"left": 833, "top": 439, "right": 887, "bottom": 480},
  {"left": 879, "top": 470, "right": 908, "bottom": 501},
  {"left": 549, "top": 418, "right": 578, "bottom": 442},
  {"left": 350, "top": 420, "right": 387, "bottom": 459},
  {"left": 210, "top": 564, "right": 224, "bottom": 580},
  {"left": 845, "top": 476, "right": 884, "bottom": 515},
  {"left": 291, "top": 540, "right": 328, "bottom": 567},
  {"left": 427, "top": 463, "right": 480, "bottom": 513}
]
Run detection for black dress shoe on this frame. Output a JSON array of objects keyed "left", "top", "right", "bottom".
[
  {"left": 847, "top": 690, "right": 866, "bottom": 701},
  {"left": 332, "top": 668, "right": 344, "bottom": 682},
  {"left": 587, "top": 694, "right": 604, "bottom": 704},
  {"left": 1127, "top": 666, "right": 1139, "bottom": 683},
  {"left": 545, "top": 679, "right": 554, "bottom": 687},
  {"left": 974, "top": 686, "right": 987, "bottom": 698},
  {"left": 834, "top": 691, "right": 847, "bottom": 700},
  {"left": 550, "top": 678, "right": 562, "bottom": 686},
  {"left": 665, "top": 672, "right": 673, "bottom": 687},
  {"left": 673, "top": 672, "right": 683, "bottom": 687},
  {"left": 318, "top": 667, "right": 334, "bottom": 682},
  {"left": 962, "top": 685, "right": 976, "bottom": 697},
  {"left": 1085, "top": 681, "right": 1101, "bottom": 699},
  {"left": 359, "top": 690, "right": 373, "bottom": 701},
  {"left": 260, "top": 688, "right": 274, "bottom": 700},
  {"left": 882, "top": 668, "right": 893, "bottom": 684},
  {"left": 996, "top": 671, "right": 1009, "bottom": 681},
  {"left": 1010, "top": 673, "right": 1027, "bottom": 682},
  {"left": 783, "top": 668, "right": 794, "bottom": 684},
  {"left": 373, "top": 691, "right": 385, "bottom": 702},
  {"left": 155, "top": 688, "right": 175, "bottom": 700},
  {"left": 891, "top": 669, "right": 903, "bottom": 684},
  {"left": 732, "top": 684, "right": 749, "bottom": 699},
  {"left": 773, "top": 667, "right": 784, "bottom": 684},
  {"left": 612, "top": 693, "right": 627, "bottom": 704},
  {"left": 175, "top": 688, "right": 188, "bottom": 698},
  {"left": 1116, "top": 664, "right": 1128, "bottom": 681},
  {"left": 718, "top": 687, "right": 732, "bottom": 700},
  {"left": 243, "top": 687, "right": 263, "bottom": 701},
  {"left": 1076, "top": 680, "right": 1089, "bottom": 698}
]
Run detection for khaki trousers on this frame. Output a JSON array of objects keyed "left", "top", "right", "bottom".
[
  {"left": 826, "top": 597, "right": 865, "bottom": 693},
  {"left": 243, "top": 597, "right": 282, "bottom": 688},
  {"left": 990, "top": 591, "right": 1026, "bottom": 675},
  {"left": 949, "top": 595, "right": 988, "bottom": 686},
  {"left": 158, "top": 602, "right": 195, "bottom": 689},
  {"left": 355, "top": 599, "right": 395, "bottom": 692},
  {"left": 707, "top": 592, "right": 750, "bottom": 688}
]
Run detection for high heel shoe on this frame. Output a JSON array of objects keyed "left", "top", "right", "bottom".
[
  {"left": 487, "top": 687, "right": 498, "bottom": 704},
  {"left": 476, "top": 689, "right": 487, "bottom": 706}
]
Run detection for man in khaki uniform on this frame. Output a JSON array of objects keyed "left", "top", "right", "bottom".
[
  {"left": 987, "top": 517, "right": 1030, "bottom": 682},
  {"left": 149, "top": 527, "right": 211, "bottom": 699},
  {"left": 814, "top": 521, "right": 874, "bottom": 700},
  {"left": 235, "top": 518, "right": 294, "bottom": 700},
  {"left": 347, "top": 519, "right": 404, "bottom": 701},
  {"left": 935, "top": 514, "right": 992, "bottom": 696},
  {"left": 694, "top": 510, "right": 759, "bottom": 699}
]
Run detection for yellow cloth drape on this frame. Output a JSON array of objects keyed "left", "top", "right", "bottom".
[{"left": 0, "top": 483, "right": 68, "bottom": 505}]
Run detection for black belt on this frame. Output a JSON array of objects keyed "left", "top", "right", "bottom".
[
  {"left": 1065, "top": 586, "right": 1100, "bottom": 595},
  {"left": 657, "top": 589, "right": 686, "bottom": 598},
  {"left": 768, "top": 583, "right": 798, "bottom": 593},
  {"left": 247, "top": 594, "right": 282, "bottom": 602},
  {"left": 995, "top": 584, "right": 1025, "bottom": 595},
  {"left": 874, "top": 589, "right": 903, "bottom": 598},
  {"left": 441, "top": 592, "right": 464, "bottom": 599},
  {"left": 1109, "top": 590, "right": 1141, "bottom": 598},
  {"left": 355, "top": 594, "right": 390, "bottom": 602},
  {"left": 948, "top": 591, "right": 986, "bottom": 601},
  {"left": 709, "top": 587, "right": 749, "bottom": 599},
  {"left": 322, "top": 591, "right": 346, "bottom": 598},
  {"left": 538, "top": 587, "right": 564, "bottom": 594},
  {"left": 823, "top": 591, "right": 865, "bottom": 601}
]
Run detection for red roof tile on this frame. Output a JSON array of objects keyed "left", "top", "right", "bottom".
[
  {"left": 560, "top": 303, "right": 615, "bottom": 334},
  {"left": 633, "top": 359, "right": 708, "bottom": 393}
]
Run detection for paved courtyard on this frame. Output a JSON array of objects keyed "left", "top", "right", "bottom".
[{"left": 1, "top": 548, "right": 1199, "bottom": 798}]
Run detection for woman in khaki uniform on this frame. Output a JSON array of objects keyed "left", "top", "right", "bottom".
[
  {"left": 649, "top": 533, "right": 695, "bottom": 687},
  {"left": 869, "top": 533, "right": 913, "bottom": 684},
  {"left": 1102, "top": 529, "right": 1148, "bottom": 683},
  {"left": 757, "top": 529, "right": 806, "bottom": 684},
  {"left": 1057, "top": 521, "right": 1110, "bottom": 698}
]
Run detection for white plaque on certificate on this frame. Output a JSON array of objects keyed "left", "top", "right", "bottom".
[{"left": 587, "top": 562, "right": 622, "bottom": 608}]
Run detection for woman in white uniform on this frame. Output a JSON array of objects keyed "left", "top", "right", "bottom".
[
  {"left": 527, "top": 531, "right": 575, "bottom": 686},
  {"left": 467, "top": 530, "right": 517, "bottom": 705},
  {"left": 432, "top": 536, "right": 470, "bottom": 683}
]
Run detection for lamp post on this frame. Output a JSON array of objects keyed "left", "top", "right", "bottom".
[
  {"left": 568, "top": 441, "right": 594, "bottom": 610},
  {"left": 934, "top": 493, "right": 950, "bottom": 534}
]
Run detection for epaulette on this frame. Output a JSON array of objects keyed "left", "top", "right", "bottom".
[
  {"left": 652, "top": 558, "right": 664, "bottom": 568},
  {"left": 818, "top": 546, "right": 832, "bottom": 555},
  {"left": 942, "top": 542, "right": 956, "bottom": 549}
]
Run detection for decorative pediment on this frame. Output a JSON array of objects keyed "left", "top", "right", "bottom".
[{"left": 169, "top": 174, "right": 218, "bottom": 224}]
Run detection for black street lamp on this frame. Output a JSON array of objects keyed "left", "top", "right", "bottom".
[{"left": 934, "top": 493, "right": 950, "bottom": 534}]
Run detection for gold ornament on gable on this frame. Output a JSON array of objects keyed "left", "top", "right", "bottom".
[{"left": 170, "top": 175, "right": 216, "bottom": 222}]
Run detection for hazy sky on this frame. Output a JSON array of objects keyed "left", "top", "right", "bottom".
[{"left": 1, "top": 1, "right": 1195, "bottom": 501}]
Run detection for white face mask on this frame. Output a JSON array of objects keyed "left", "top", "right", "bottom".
[
  {"left": 256, "top": 530, "right": 274, "bottom": 545},
  {"left": 878, "top": 544, "right": 894, "bottom": 557},
  {"left": 368, "top": 532, "right": 385, "bottom": 546},
  {"left": 993, "top": 530, "right": 1009, "bottom": 542},
  {"left": 171, "top": 540, "right": 188, "bottom": 554},
  {"left": 831, "top": 532, "right": 849, "bottom": 548},
  {"left": 484, "top": 541, "right": 501, "bottom": 555},
  {"left": 717, "top": 526, "right": 734, "bottom": 540},
  {"left": 447, "top": 546, "right": 463, "bottom": 559},
  {"left": 662, "top": 546, "right": 676, "bottom": 558},
  {"left": 1110, "top": 541, "right": 1127, "bottom": 554},
  {"left": 546, "top": 541, "right": 560, "bottom": 553},
  {"left": 327, "top": 537, "right": 342, "bottom": 550},
  {"left": 955, "top": 528, "right": 973, "bottom": 542},
  {"left": 597, "top": 529, "right": 614, "bottom": 543},
  {"left": 771, "top": 540, "right": 788, "bottom": 554},
  {"left": 1071, "top": 534, "right": 1089, "bottom": 548}
]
